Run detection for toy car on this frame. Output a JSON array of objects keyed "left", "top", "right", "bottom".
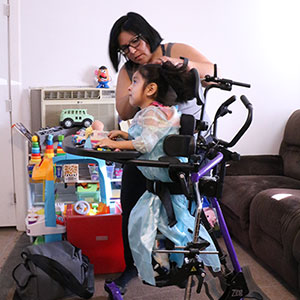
[{"left": 60, "top": 109, "right": 94, "bottom": 128}]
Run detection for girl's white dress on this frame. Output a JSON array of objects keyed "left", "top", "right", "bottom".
[{"left": 127, "top": 104, "right": 220, "bottom": 286}]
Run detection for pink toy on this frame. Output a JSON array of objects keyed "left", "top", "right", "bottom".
[
  {"left": 92, "top": 120, "right": 105, "bottom": 131},
  {"left": 203, "top": 207, "right": 218, "bottom": 228}
]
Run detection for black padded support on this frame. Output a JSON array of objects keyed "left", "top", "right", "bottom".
[
  {"left": 163, "top": 114, "right": 196, "bottom": 157},
  {"left": 163, "top": 135, "right": 195, "bottom": 157},
  {"left": 180, "top": 114, "right": 195, "bottom": 135},
  {"left": 146, "top": 180, "right": 178, "bottom": 227}
]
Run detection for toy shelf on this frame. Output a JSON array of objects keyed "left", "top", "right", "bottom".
[{"left": 27, "top": 153, "right": 114, "bottom": 243}]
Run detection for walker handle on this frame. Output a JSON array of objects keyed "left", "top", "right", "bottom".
[
  {"left": 204, "top": 75, "right": 251, "bottom": 90},
  {"left": 241, "top": 95, "right": 251, "bottom": 108},
  {"left": 203, "top": 64, "right": 251, "bottom": 91},
  {"left": 218, "top": 95, "right": 253, "bottom": 148}
]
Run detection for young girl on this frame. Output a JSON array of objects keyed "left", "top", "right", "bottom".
[{"left": 95, "top": 61, "right": 220, "bottom": 286}]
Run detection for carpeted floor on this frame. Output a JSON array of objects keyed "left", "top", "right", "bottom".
[
  {"left": 0, "top": 233, "right": 31, "bottom": 300},
  {"left": 1, "top": 232, "right": 299, "bottom": 300}
]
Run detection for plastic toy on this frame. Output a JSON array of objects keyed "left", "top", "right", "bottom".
[
  {"left": 36, "top": 126, "right": 80, "bottom": 146},
  {"left": 56, "top": 214, "right": 65, "bottom": 226},
  {"left": 44, "top": 134, "right": 54, "bottom": 158},
  {"left": 25, "top": 212, "right": 66, "bottom": 236},
  {"left": 95, "top": 66, "right": 111, "bottom": 88},
  {"left": 60, "top": 108, "right": 94, "bottom": 128},
  {"left": 72, "top": 120, "right": 117, "bottom": 150},
  {"left": 32, "top": 157, "right": 54, "bottom": 182},
  {"left": 29, "top": 151, "right": 112, "bottom": 243},
  {"left": 27, "top": 164, "right": 35, "bottom": 178},
  {"left": 88, "top": 163, "right": 99, "bottom": 181},
  {"left": 74, "top": 200, "right": 90, "bottom": 215},
  {"left": 12, "top": 122, "right": 80, "bottom": 146},
  {"left": 56, "top": 135, "right": 66, "bottom": 156},
  {"left": 12, "top": 122, "right": 33, "bottom": 143},
  {"left": 53, "top": 153, "right": 112, "bottom": 205},
  {"left": 64, "top": 203, "right": 74, "bottom": 217},
  {"left": 76, "top": 183, "right": 100, "bottom": 202},
  {"left": 85, "top": 126, "right": 93, "bottom": 138},
  {"left": 97, "top": 202, "right": 110, "bottom": 215},
  {"left": 31, "top": 157, "right": 60, "bottom": 242},
  {"left": 92, "top": 120, "right": 105, "bottom": 131},
  {"left": 96, "top": 147, "right": 112, "bottom": 152},
  {"left": 62, "top": 164, "right": 79, "bottom": 183},
  {"left": 55, "top": 165, "right": 62, "bottom": 178},
  {"left": 73, "top": 128, "right": 108, "bottom": 146},
  {"left": 114, "top": 167, "right": 123, "bottom": 179},
  {"left": 29, "top": 135, "right": 42, "bottom": 164},
  {"left": 33, "top": 235, "right": 45, "bottom": 245}
]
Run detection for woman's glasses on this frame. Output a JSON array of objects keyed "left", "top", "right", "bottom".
[{"left": 119, "top": 34, "right": 142, "bottom": 55}]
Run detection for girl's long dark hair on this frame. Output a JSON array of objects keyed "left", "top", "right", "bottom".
[{"left": 138, "top": 61, "right": 195, "bottom": 105}]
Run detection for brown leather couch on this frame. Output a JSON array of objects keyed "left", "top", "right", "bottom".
[{"left": 220, "top": 110, "right": 300, "bottom": 293}]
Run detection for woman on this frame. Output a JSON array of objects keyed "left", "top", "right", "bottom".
[
  {"left": 109, "top": 12, "right": 213, "bottom": 121},
  {"left": 108, "top": 11, "right": 215, "bottom": 293}
]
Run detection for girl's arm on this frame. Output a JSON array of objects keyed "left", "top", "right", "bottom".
[
  {"left": 108, "top": 129, "right": 129, "bottom": 140},
  {"left": 94, "top": 138, "right": 135, "bottom": 150},
  {"left": 94, "top": 129, "right": 133, "bottom": 150},
  {"left": 115, "top": 66, "right": 139, "bottom": 120}
]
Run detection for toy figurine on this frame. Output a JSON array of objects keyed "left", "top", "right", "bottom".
[
  {"left": 95, "top": 66, "right": 110, "bottom": 88},
  {"left": 92, "top": 120, "right": 104, "bottom": 131}
]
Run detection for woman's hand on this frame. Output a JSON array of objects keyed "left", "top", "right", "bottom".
[
  {"left": 152, "top": 56, "right": 186, "bottom": 68},
  {"left": 153, "top": 43, "right": 215, "bottom": 82}
]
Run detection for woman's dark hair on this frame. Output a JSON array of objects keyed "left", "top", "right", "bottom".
[
  {"left": 137, "top": 61, "right": 196, "bottom": 105},
  {"left": 109, "top": 12, "right": 163, "bottom": 72}
]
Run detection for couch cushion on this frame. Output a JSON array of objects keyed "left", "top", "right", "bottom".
[
  {"left": 250, "top": 188, "right": 300, "bottom": 244},
  {"left": 249, "top": 188, "right": 300, "bottom": 291},
  {"left": 221, "top": 175, "right": 300, "bottom": 231}
]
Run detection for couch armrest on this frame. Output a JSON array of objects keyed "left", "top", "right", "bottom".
[{"left": 225, "top": 155, "right": 284, "bottom": 176}]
